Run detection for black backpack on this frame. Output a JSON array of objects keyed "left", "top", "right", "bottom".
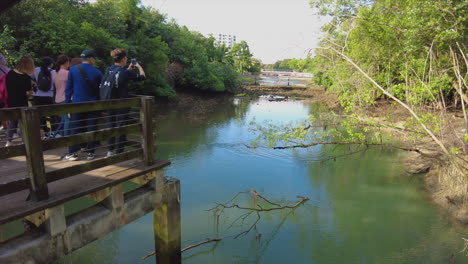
[
  {"left": 37, "top": 69, "right": 52, "bottom": 92},
  {"left": 99, "top": 66, "right": 121, "bottom": 100}
]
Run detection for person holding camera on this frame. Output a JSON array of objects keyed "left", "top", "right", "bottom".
[{"left": 102, "top": 48, "right": 146, "bottom": 156}]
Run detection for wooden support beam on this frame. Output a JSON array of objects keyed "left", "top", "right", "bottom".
[
  {"left": 102, "top": 185, "right": 124, "bottom": 209},
  {"left": 87, "top": 187, "right": 112, "bottom": 203},
  {"left": 140, "top": 97, "right": 154, "bottom": 166},
  {"left": 45, "top": 205, "right": 66, "bottom": 236},
  {"left": 130, "top": 170, "right": 162, "bottom": 186},
  {"left": 24, "top": 210, "right": 46, "bottom": 227},
  {"left": 20, "top": 107, "right": 49, "bottom": 201},
  {"left": 154, "top": 177, "right": 181, "bottom": 264}
]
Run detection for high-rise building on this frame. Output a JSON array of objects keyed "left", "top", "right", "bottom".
[{"left": 215, "top": 34, "right": 237, "bottom": 49}]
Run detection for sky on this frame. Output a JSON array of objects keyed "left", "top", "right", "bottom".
[{"left": 140, "top": 0, "right": 327, "bottom": 64}]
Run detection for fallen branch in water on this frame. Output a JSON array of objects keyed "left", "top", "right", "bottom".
[
  {"left": 210, "top": 189, "right": 309, "bottom": 239},
  {"left": 461, "top": 238, "right": 468, "bottom": 256},
  {"left": 271, "top": 141, "right": 427, "bottom": 154},
  {"left": 140, "top": 190, "right": 309, "bottom": 261},
  {"left": 140, "top": 238, "right": 222, "bottom": 260}
]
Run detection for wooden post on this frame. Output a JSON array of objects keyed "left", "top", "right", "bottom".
[
  {"left": 20, "top": 107, "right": 49, "bottom": 201},
  {"left": 140, "top": 97, "right": 154, "bottom": 166},
  {"left": 154, "top": 177, "right": 181, "bottom": 264},
  {"left": 0, "top": 225, "right": 4, "bottom": 243},
  {"left": 45, "top": 205, "right": 66, "bottom": 236},
  {"left": 102, "top": 185, "right": 124, "bottom": 209}
]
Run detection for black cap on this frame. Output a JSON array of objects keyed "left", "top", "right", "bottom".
[
  {"left": 42, "top": 56, "right": 54, "bottom": 67},
  {"left": 80, "top": 50, "right": 96, "bottom": 59}
]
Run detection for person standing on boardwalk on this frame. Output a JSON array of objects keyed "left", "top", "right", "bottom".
[
  {"left": 0, "top": 54, "right": 11, "bottom": 133},
  {"left": 64, "top": 50, "right": 102, "bottom": 161},
  {"left": 33, "top": 57, "right": 57, "bottom": 138},
  {"left": 102, "top": 48, "right": 145, "bottom": 156},
  {"left": 4, "top": 56, "right": 35, "bottom": 147},
  {"left": 52, "top": 55, "right": 70, "bottom": 137}
]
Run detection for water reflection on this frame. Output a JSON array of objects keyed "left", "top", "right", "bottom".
[{"left": 57, "top": 97, "right": 466, "bottom": 264}]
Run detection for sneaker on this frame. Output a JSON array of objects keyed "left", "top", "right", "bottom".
[
  {"left": 12, "top": 133, "right": 19, "bottom": 139},
  {"left": 86, "top": 152, "right": 95, "bottom": 161},
  {"left": 106, "top": 151, "right": 115, "bottom": 157},
  {"left": 5, "top": 141, "right": 13, "bottom": 147},
  {"left": 50, "top": 133, "right": 62, "bottom": 138},
  {"left": 64, "top": 153, "right": 79, "bottom": 161}
]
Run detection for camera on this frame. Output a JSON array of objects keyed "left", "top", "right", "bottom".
[{"left": 131, "top": 58, "right": 137, "bottom": 66}]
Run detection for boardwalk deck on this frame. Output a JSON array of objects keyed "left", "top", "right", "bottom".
[
  {"left": 0, "top": 148, "right": 170, "bottom": 225},
  {"left": 0, "top": 97, "right": 180, "bottom": 264}
]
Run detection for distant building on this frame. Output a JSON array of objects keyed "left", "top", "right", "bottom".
[{"left": 215, "top": 34, "right": 237, "bottom": 49}]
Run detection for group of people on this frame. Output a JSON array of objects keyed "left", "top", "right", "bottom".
[{"left": 0, "top": 48, "right": 146, "bottom": 161}]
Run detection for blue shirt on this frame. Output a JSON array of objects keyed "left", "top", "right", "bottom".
[{"left": 65, "top": 63, "right": 102, "bottom": 103}]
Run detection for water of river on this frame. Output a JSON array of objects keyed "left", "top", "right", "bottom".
[{"left": 58, "top": 97, "right": 467, "bottom": 264}]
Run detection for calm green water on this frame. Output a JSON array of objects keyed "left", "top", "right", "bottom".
[{"left": 58, "top": 97, "right": 466, "bottom": 264}]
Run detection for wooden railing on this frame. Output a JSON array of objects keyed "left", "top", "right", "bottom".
[{"left": 0, "top": 96, "right": 155, "bottom": 201}]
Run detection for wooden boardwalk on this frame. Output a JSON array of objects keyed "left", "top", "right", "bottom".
[
  {"left": 0, "top": 97, "right": 180, "bottom": 264},
  {"left": 0, "top": 147, "right": 170, "bottom": 225}
]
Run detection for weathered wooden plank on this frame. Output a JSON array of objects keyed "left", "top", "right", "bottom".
[
  {"left": 0, "top": 144, "right": 25, "bottom": 159},
  {"left": 0, "top": 177, "right": 29, "bottom": 196},
  {"left": 0, "top": 150, "right": 142, "bottom": 197},
  {"left": 0, "top": 148, "right": 88, "bottom": 185},
  {"left": 45, "top": 149, "right": 143, "bottom": 182},
  {"left": 42, "top": 123, "right": 142, "bottom": 151},
  {"left": 0, "top": 159, "right": 171, "bottom": 225},
  {"left": 140, "top": 97, "right": 154, "bottom": 166},
  {"left": 20, "top": 107, "right": 49, "bottom": 201},
  {"left": 0, "top": 108, "right": 21, "bottom": 121},
  {"left": 154, "top": 177, "right": 181, "bottom": 264},
  {"left": 37, "top": 98, "right": 141, "bottom": 116}
]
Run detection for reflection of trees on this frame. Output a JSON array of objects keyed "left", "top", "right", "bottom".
[
  {"left": 292, "top": 146, "right": 463, "bottom": 263},
  {"left": 155, "top": 97, "right": 241, "bottom": 159}
]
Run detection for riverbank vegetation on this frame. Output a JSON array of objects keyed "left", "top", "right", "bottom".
[
  {"left": 263, "top": 57, "right": 314, "bottom": 73},
  {"left": 0, "top": 0, "right": 261, "bottom": 96},
  {"left": 255, "top": 0, "right": 468, "bottom": 223}
]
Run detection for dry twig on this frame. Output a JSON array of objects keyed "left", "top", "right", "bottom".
[{"left": 140, "top": 238, "right": 222, "bottom": 260}]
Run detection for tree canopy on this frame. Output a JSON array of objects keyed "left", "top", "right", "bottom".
[
  {"left": 0, "top": 0, "right": 253, "bottom": 96},
  {"left": 308, "top": 0, "right": 468, "bottom": 110}
]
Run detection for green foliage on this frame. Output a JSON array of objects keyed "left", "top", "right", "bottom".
[
  {"left": 309, "top": 0, "right": 468, "bottom": 109},
  {"left": 449, "top": 147, "right": 461, "bottom": 154},
  {"left": 249, "top": 111, "right": 384, "bottom": 149},
  {"left": 0, "top": 26, "right": 32, "bottom": 66},
  {"left": 0, "top": 0, "right": 243, "bottom": 96},
  {"left": 227, "top": 41, "right": 257, "bottom": 74}
]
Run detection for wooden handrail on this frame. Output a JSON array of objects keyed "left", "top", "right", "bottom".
[
  {"left": 0, "top": 97, "right": 156, "bottom": 200},
  {"left": 37, "top": 98, "right": 141, "bottom": 116},
  {"left": 42, "top": 123, "right": 141, "bottom": 151},
  {"left": 0, "top": 144, "right": 25, "bottom": 159},
  {"left": 0, "top": 108, "right": 21, "bottom": 120}
]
